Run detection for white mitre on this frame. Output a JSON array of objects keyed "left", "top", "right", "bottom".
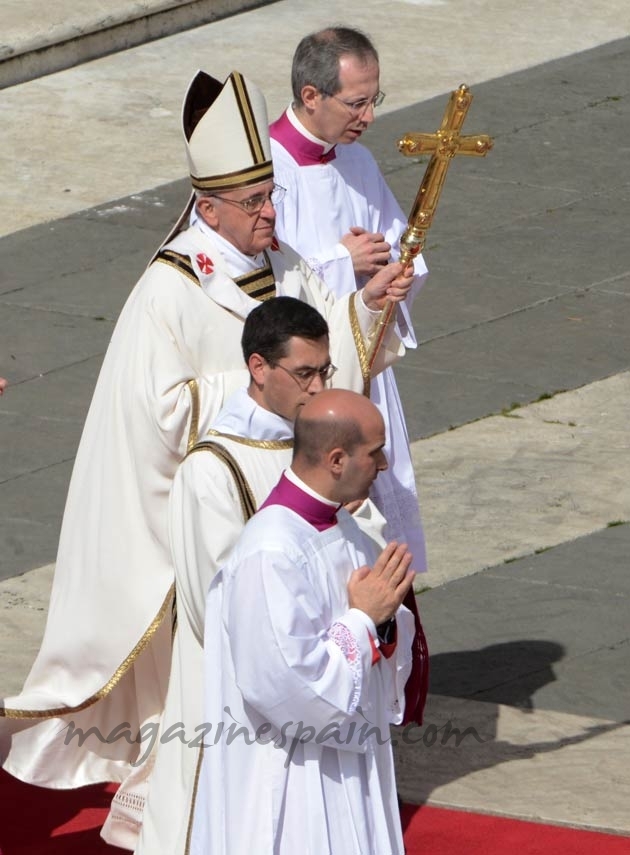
[
  {"left": 160, "top": 69, "right": 274, "bottom": 247},
  {"left": 183, "top": 69, "right": 273, "bottom": 192}
]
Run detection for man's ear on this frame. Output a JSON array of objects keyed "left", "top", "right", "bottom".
[
  {"left": 196, "top": 196, "right": 220, "bottom": 229},
  {"left": 248, "top": 353, "right": 267, "bottom": 386},
  {"left": 328, "top": 447, "right": 346, "bottom": 476},
  {"left": 300, "top": 84, "right": 321, "bottom": 112}
]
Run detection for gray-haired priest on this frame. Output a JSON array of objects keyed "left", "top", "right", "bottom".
[{"left": 0, "top": 69, "right": 413, "bottom": 852}]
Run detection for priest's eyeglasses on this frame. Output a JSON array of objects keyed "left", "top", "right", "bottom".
[
  {"left": 323, "top": 90, "right": 386, "bottom": 116},
  {"left": 211, "top": 184, "right": 286, "bottom": 215},
  {"left": 268, "top": 360, "right": 338, "bottom": 389}
]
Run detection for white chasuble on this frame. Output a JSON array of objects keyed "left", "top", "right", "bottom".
[
  {"left": 271, "top": 110, "right": 429, "bottom": 570},
  {"left": 1, "top": 224, "right": 399, "bottom": 812},
  {"left": 126, "top": 389, "right": 294, "bottom": 855},
  {"left": 191, "top": 506, "right": 414, "bottom": 855}
]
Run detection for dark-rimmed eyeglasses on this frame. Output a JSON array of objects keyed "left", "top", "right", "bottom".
[
  {"left": 210, "top": 184, "right": 286, "bottom": 215},
  {"left": 268, "top": 360, "right": 338, "bottom": 389},
  {"left": 322, "top": 90, "right": 386, "bottom": 117}
]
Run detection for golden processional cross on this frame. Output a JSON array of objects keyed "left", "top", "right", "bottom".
[{"left": 367, "top": 84, "right": 494, "bottom": 368}]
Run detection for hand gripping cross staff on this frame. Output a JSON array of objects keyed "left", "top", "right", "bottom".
[{"left": 366, "top": 84, "right": 494, "bottom": 369}]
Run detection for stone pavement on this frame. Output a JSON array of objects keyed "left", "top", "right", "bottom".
[
  {"left": 1, "top": 0, "right": 271, "bottom": 88},
  {"left": 1, "top": 0, "right": 629, "bottom": 841}
]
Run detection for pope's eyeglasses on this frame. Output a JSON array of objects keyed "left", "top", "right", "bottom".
[{"left": 211, "top": 184, "right": 286, "bottom": 215}]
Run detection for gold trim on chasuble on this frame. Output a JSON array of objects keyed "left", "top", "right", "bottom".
[
  {"left": 234, "top": 252, "right": 276, "bottom": 301},
  {"left": 154, "top": 249, "right": 201, "bottom": 286},
  {"left": 182, "top": 432, "right": 267, "bottom": 855},
  {"left": 184, "top": 744, "right": 205, "bottom": 855},
  {"left": 0, "top": 585, "right": 175, "bottom": 719},
  {"left": 155, "top": 244, "right": 275, "bottom": 302},
  {"left": 186, "top": 379, "right": 200, "bottom": 452},
  {"left": 186, "top": 439, "right": 259, "bottom": 521},
  {"left": 349, "top": 295, "right": 371, "bottom": 397},
  {"left": 205, "top": 429, "right": 293, "bottom": 451}
]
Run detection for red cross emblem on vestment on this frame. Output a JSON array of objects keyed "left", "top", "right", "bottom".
[{"left": 196, "top": 253, "right": 214, "bottom": 274}]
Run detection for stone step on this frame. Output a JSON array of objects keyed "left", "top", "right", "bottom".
[{"left": 0, "top": 0, "right": 272, "bottom": 89}]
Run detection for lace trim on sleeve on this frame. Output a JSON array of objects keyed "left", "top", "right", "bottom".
[
  {"left": 305, "top": 257, "right": 326, "bottom": 280},
  {"left": 328, "top": 621, "right": 362, "bottom": 713}
]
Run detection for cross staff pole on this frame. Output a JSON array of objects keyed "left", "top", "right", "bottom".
[{"left": 366, "top": 84, "right": 493, "bottom": 369}]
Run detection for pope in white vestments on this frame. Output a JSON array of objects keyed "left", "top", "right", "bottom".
[
  {"left": 270, "top": 28, "right": 430, "bottom": 572},
  {"left": 191, "top": 390, "right": 415, "bottom": 855},
  {"left": 0, "top": 69, "right": 414, "bottom": 851}
]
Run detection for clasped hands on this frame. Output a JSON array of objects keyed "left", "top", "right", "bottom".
[{"left": 348, "top": 541, "right": 414, "bottom": 626}]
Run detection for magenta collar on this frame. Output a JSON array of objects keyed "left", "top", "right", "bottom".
[
  {"left": 270, "top": 111, "right": 336, "bottom": 166},
  {"left": 260, "top": 473, "right": 340, "bottom": 531}
]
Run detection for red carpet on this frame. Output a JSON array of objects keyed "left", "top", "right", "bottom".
[
  {"left": 1, "top": 770, "right": 629, "bottom": 854},
  {"left": 0, "top": 771, "right": 126, "bottom": 855},
  {"left": 401, "top": 804, "right": 630, "bottom": 855}
]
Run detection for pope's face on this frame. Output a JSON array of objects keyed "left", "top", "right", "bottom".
[
  {"left": 199, "top": 179, "right": 276, "bottom": 256},
  {"left": 307, "top": 55, "right": 381, "bottom": 146}
]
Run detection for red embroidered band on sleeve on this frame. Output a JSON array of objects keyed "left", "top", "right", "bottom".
[{"left": 328, "top": 621, "right": 362, "bottom": 712}]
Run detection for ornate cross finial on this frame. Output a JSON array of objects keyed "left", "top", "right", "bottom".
[
  {"left": 367, "top": 84, "right": 493, "bottom": 369},
  {"left": 396, "top": 84, "right": 493, "bottom": 264}
]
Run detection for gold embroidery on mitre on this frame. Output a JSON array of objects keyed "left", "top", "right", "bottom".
[
  {"left": 231, "top": 71, "right": 267, "bottom": 165},
  {"left": 186, "top": 70, "right": 272, "bottom": 193},
  {"left": 191, "top": 162, "right": 273, "bottom": 192},
  {"left": 0, "top": 585, "right": 175, "bottom": 719}
]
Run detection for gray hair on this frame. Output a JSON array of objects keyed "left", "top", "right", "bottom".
[{"left": 291, "top": 26, "right": 379, "bottom": 105}]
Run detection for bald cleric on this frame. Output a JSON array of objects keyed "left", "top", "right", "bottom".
[{"left": 190, "top": 389, "right": 416, "bottom": 855}]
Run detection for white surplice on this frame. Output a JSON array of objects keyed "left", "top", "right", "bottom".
[
  {"left": 191, "top": 500, "right": 414, "bottom": 855},
  {"left": 271, "top": 108, "right": 429, "bottom": 569},
  {"left": 128, "top": 388, "right": 294, "bottom": 855},
  {"left": 0, "top": 223, "right": 402, "bottom": 809}
]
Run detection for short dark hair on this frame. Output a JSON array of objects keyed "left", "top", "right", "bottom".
[
  {"left": 293, "top": 412, "right": 364, "bottom": 466},
  {"left": 241, "top": 296, "right": 329, "bottom": 364},
  {"left": 291, "top": 27, "right": 379, "bottom": 105}
]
